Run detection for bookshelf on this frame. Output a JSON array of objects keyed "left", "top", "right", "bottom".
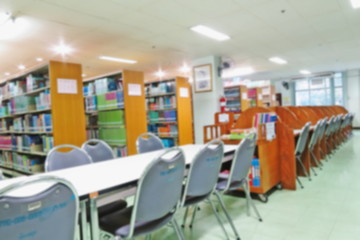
[
  {"left": 145, "top": 77, "right": 193, "bottom": 147},
  {"left": 224, "top": 85, "right": 249, "bottom": 112},
  {"left": 83, "top": 70, "right": 146, "bottom": 156},
  {"left": 0, "top": 61, "right": 86, "bottom": 177},
  {"left": 257, "top": 85, "right": 276, "bottom": 107}
]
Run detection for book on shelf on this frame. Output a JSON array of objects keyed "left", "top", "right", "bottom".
[
  {"left": 147, "top": 96, "right": 176, "bottom": 110},
  {"left": 26, "top": 74, "right": 48, "bottom": 92},
  {"left": 146, "top": 81, "right": 175, "bottom": 95},
  {"left": 83, "top": 77, "right": 123, "bottom": 97}
]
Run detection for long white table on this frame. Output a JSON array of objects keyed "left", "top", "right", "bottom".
[{"left": 0, "top": 144, "right": 237, "bottom": 240}]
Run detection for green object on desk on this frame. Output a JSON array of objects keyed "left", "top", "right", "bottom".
[{"left": 229, "top": 133, "right": 246, "bottom": 140}]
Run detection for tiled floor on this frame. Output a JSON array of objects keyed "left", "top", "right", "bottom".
[{"left": 146, "top": 131, "right": 360, "bottom": 240}]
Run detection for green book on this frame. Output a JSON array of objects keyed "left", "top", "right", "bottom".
[
  {"left": 99, "top": 127, "right": 127, "bottom": 145},
  {"left": 98, "top": 110, "right": 125, "bottom": 126}
]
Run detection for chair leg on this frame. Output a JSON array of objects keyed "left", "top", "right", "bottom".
[
  {"left": 208, "top": 198, "right": 230, "bottom": 240},
  {"left": 244, "top": 181, "right": 262, "bottom": 222},
  {"left": 296, "top": 155, "right": 311, "bottom": 181},
  {"left": 171, "top": 219, "right": 185, "bottom": 240},
  {"left": 181, "top": 207, "right": 189, "bottom": 228},
  {"left": 310, "top": 150, "right": 322, "bottom": 170},
  {"left": 296, "top": 176, "right": 304, "bottom": 189},
  {"left": 213, "top": 191, "right": 241, "bottom": 240},
  {"left": 189, "top": 204, "right": 198, "bottom": 228}
]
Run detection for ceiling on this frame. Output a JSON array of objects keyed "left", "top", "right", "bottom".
[{"left": 1, "top": 0, "right": 360, "bottom": 82}]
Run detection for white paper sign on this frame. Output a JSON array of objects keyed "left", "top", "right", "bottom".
[
  {"left": 242, "top": 92, "right": 248, "bottom": 100},
  {"left": 218, "top": 113, "right": 229, "bottom": 123},
  {"left": 266, "top": 122, "right": 276, "bottom": 141},
  {"left": 262, "top": 88, "right": 270, "bottom": 95},
  {"left": 258, "top": 94, "right": 263, "bottom": 100},
  {"left": 128, "top": 83, "right": 142, "bottom": 96},
  {"left": 180, "top": 87, "right": 189, "bottom": 98},
  {"left": 57, "top": 78, "right": 77, "bottom": 94},
  {"left": 272, "top": 95, "right": 276, "bottom": 101}
]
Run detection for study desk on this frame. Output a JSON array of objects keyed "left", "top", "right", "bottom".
[{"left": 0, "top": 144, "right": 237, "bottom": 240}]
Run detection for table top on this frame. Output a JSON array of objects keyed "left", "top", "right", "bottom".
[{"left": 0, "top": 144, "right": 237, "bottom": 197}]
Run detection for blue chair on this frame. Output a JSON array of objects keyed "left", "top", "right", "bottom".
[
  {"left": 136, "top": 133, "right": 164, "bottom": 154},
  {"left": 308, "top": 120, "right": 323, "bottom": 175},
  {"left": 215, "top": 132, "right": 262, "bottom": 240},
  {"left": 180, "top": 139, "right": 229, "bottom": 238},
  {"left": 0, "top": 175, "right": 78, "bottom": 240},
  {"left": 45, "top": 144, "right": 93, "bottom": 172},
  {"left": 99, "top": 148, "right": 186, "bottom": 239},
  {"left": 82, "top": 139, "right": 115, "bottom": 163}
]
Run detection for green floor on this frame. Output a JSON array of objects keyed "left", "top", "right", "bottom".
[{"left": 146, "top": 131, "right": 359, "bottom": 240}]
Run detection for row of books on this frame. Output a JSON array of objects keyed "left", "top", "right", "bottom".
[
  {"left": 85, "top": 91, "right": 124, "bottom": 112},
  {"left": 34, "top": 90, "right": 51, "bottom": 110},
  {"left": 2, "top": 93, "right": 50, "bottom": 116},
  {"left": 0, "top": 119, "right": 7, "bottom": 131},
  {"left": 253, "top": 113, "right": 277, "bottom": 127},
  {"left": 148, "top": 110, "right": 177, "bottom": 122},
  {"left": 98, "top": 110, "right": 125, "bottom": 126},
  {"left": 11, "top": 114, "right": 52, "bottom": 132},
  {"left": 161, "top": 139, "right": 175, "bottom": 148},
  {"left": 0, "top": 74, "right": 48, "bottom": 99},
  {"left": 146, "top": 81, "right": 175, "bottom": 96},
  {"left": 86, "top": 129, "right": 99, "bottom": 140},
  {"left": 83, "top": 77, "right": 122, "bottom": 96},
  {"left": 146, "top": 96, "right": 176, "bottom": 110},
  {"left": 147, "top": 124, "right": 178, "bottom": 138},
  {"left": 112, "top": 146, "right": 127, "bottom": 158},
  {"left": 0, "top": 151, "right": 44, "bottom": 174},
  {"left": 0, "top": 135, "right": 52, "bottom": 153}
]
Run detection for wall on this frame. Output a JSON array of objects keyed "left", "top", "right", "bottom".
[
  {"left": 272, "top": 79, "right": 293, "bottom": 106},
  {"left": 345, "top": 69, "right": 360, "bottom": 127},
  {"left": 191, "top": 56, "right": 223, "bottom": 144}
]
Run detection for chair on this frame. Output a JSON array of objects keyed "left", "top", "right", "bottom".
[
  {"left": 0, "top": 175, "right": 79, "bottom": 240},
  {"left": 99, "top": 148, "right": 186, "bottom": 240},
  {"left": 46, "top": 144, "right": 127, "bottom": 219},
  {"left": 214, "top": 132, "right": 262, "bottom": 240},
  {"left": 45, "top": 144, "right": 93, "bottom": 172},
  {"left": 294, "top": 122, "right": 312, "bottom": 188},
  {"left": 180, "top": 139, "right": 229, "bottom": 238},
  {"left": 0, "top": 169, "right": 4, "bottom": 180},
  {"left": 308, "top": 120, "right": 324, "bottom": 175},
  {"left": 82, "top": 139, "right": 115, "bottom": 163},
  {"left": 136, "top": 133, "right": 164, "bottom": 154}
]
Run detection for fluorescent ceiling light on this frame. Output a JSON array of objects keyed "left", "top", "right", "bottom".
[
  {"left": 36, "top": 57, "right": 43, "bottom": 62},
  {"left": 300, "top": 70, "right": 311, "bottom": 75},
  {"left": 82, "top": 73, "right": 86, "bottom": 77},
  {"left": 269, "top": 57, "right": 287, "bottom": 65},
  {"left": 18, "top": 65, "right": 25, "bottom": 70},
  {"left": 155, "top": 70, "right": 165, "bottom": 78},
  {"left": 190, "top": 25, "right": 230, "bottom": 41},
  {"left": 351, "top": 0, "right": 360, "bottom": 8},
  {"left": 0, "top": 12, "right": 11, "bottom": 25},
  {"left": 53, "top": 43, "right": 73, "bottom": 55},
  {"left": 222, "top": 67, "right": 255, "bottom": 78},
  {"left": 179, "top": 64, "right": 191, "bottom": 73},
  {"left": 99, "top": 56, "right": 137, "bottom": 64}
]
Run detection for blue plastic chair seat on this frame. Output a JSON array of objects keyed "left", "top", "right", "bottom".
[{"left": 100, "top": 206, "right": 173, "bottom": 237}]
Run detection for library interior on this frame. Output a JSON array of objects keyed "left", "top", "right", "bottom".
[{"left": 1, "top": 1, "right": 360, "bottom": 240}]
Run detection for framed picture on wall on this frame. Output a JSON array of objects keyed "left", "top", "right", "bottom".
[{"left": 193, "top": 64, "right": 212, "bottom": 93}]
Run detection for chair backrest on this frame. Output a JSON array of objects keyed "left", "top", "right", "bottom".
[
  {"left": 225, "top": 132, "right": 257, "bottom": 191},
  {"left": 82, "top": 139, "right": 115, "bottom": 163},
  {"left": 309, "top": 119, "right": 322, "bottom": 149},
  {"left": 136, "top": 133, "right": 165, "bottom": 154},
  {"left": 45, "top": 144, "right": 93, "bottom": 172},
  {"left": 295, "top": 122, "right": 311, "bottom": 155},
  {"left": 0, "top": 170, "right": 4, "bottom": 180},
  {"left": 325, "top": 116, "right": 335, "bottom": 136},
  {"left": 181, "top": 139, "right": 224, "bottom": 204},
  {"left": 129, "top": 148, "right": 185, "bottom": 237},
  {"left": 0, "top": 176, "right": 78, "bottom": 240}
]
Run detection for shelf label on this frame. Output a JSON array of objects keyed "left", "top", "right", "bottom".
[
  {"left": 128, "top": 83, "right": 142, "bottom": 96},
  {"left": 57, "top": 78, "right": 78, "bottom": 94},
  {"left": 180, "top": 87, "right": 189, "bottom": 98},
  {"left": 242, "top": 92, "right": 247, "bottom": 100}
]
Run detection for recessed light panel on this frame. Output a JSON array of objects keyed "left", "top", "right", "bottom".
[
  {"left": 99, "top": 56, "right": 137, "bottom": 64},
  {"left": 190, "top": 25, "right": 230, "bottom": 41},
  {"left": 351, "top": 0, "right": 360, "bottom": 8},
  {"left": 269, "top": 57, "right": 287, "bottom": 65},
  {"left": 300, "top": 70, "right": 311, "bottom": 75}
]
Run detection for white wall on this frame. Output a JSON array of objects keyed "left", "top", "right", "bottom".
[
  {"left": 272, "top": 79, "right": 293, "bottom": 106},
  {"left": 345, "top": 69, "right": 360, "bottom": 127},
  {"left": 191, "top": 56, "right": 223, "bottom": 144}
]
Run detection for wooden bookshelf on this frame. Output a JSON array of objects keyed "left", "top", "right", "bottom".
[
  {"left": 146, "top": 77, "right": 193, "bottom": 147},
  {"left": 0, "top": 60, "right": 86, "bottom": 177},
  {"left": 257, "top": 85, "right": 276, "bottom": 107},
  {"left": 83, "top": 70, "right": 146, "bottom": 156},
  {"left": 223, "top": 85, "right": 249, "bottom": 112}
]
